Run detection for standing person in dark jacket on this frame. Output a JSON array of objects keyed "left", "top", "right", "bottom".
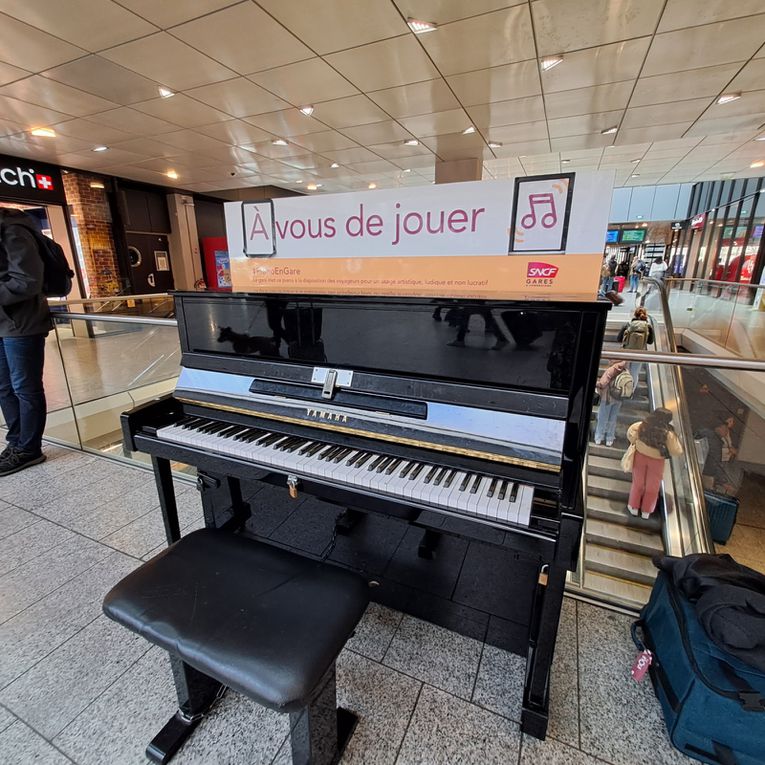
[{"left": 0, "top": 209, "right": 52, "bottom": 474}]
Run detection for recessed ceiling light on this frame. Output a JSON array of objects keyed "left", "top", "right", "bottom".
[
  {"left": 642, "top": 222, "right": 648, "bottom": 227},
  {"left": 368, "top": 182, "right": 377, "bottom": 189},
  {"left": 92, "top": 145, "right": 109, "bottom": 152},
  {"left": 755, "top": 135, "right": 765, "bottom": 141},
  {"left": 631, "top": 173, "right": 640, "bottom": 177},
  {"left": 636, "top": 215, "right": 644, "bottom": 219},
  {"left": 751, "top": 160, "right": 764, "bottom": 168},
  {"left": 561, "top": 158, "right": 571, "bottom": 164},
  {"left": 403, "top": 168, "right": 412, "bottom": 173},
  {"left": 488, "top": 141, "right": 502, "bottom": 148},
  {"left": 631, "top": 158, "right": 641, "bottom": 163},
  {"left": 403, "top": 138, "right": 419, "bottom": 146},
  {"left": 272, "top": 138, "right": 288, "bottom": 146},
  {"left": 306, "top": 183, "right": 318, "bottom": 191},
  {"left": 299, "top": 105, "right": 314, "bottom": 116},
  {"left": 166, "top": 170, "right": 179, "bottom": 180},
  {"left": 330, "top": 162, "right": 340, "bottom": 169},
  {"left": 601, "top": 126, "right": 618, "bottom": 135},
  {"left": 540, "top": 55, "right": 563, "bottom": 72},
  {"left": 89, "top": 181, "right": 105, "bottom": 189},
  {"left": 407, "top": 17, "right": 437, "bottom": 34},
  {"left": 158, "top": 86, "right": 175, "bottom": 99},
  {"left": 30, "top": 127, "right": 55, "bottom": 138},
  {"left": 717, "top": 92, "right": 741, "bottom": 105},
  {"left": 462, "top": 126, "right": 476, "bottom": 135}
]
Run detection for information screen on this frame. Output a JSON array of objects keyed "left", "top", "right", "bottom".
[
  {"left": 620, "top": 229, "right": 646, "bottom": 243},
  {"left": 605, "top": 229, "right": 619, "bottom": 243}
]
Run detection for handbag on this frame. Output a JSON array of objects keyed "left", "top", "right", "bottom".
[{"left": 621, "top": 443, "right": 636, "bottom": 472}]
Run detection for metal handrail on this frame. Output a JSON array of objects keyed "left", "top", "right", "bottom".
[
  {"left": 54, "top": 311, "right": 177, "bottom": 327},
  {"left": 605, "top": 350, "right": 765, "bottom": 371},
  {"left": 49, "top": 293, "right": 171, "bottom": 305},
  {"left": 667, "top": 278, "right": 757, "bottom": 290}
]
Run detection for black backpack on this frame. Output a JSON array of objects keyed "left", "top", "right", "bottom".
[{"left": 3, "top": 223, "right": 75, "bottom": 297}]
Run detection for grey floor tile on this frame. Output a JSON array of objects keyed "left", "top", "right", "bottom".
[
  {"left": 0, "top": 535, "right": 114, "bottom": 624},
  {"left": 337, "top": 649, "right": 421, "bottom": 765},
  {"left": 472, "top": 643, "right": 525, "bottom": 721},
  {"left": 548, "top": 598, "right": 580, "bottom": 747},
  {"left": 0, "top": 551, "right": 139, "bottom": 689},
  {"left": 0, "top": 503, "right": 38, "bottom": 540},
  {"left": 66, "top": 481, "right": 161, "bottom": 540},
  {"left": 0, "top": 719, "right": 73, "bottom": 765},
  {"left": 397, "top": 685, "right": 521, "bottom": 765},
  {"left": 0, "top": 615, "right": 149, "bottom": 739},
  {"left": 101, "top": 508, "right": 171, "bottom": 558},
  {"left": 0, "top": 704, "right": 15, "bottom": 735},
  {"left": 345, "top": 603, "right": 403, "bottom": 663},
  {"left": 55, "top": 647, "right": 177, "bottom": 765},
  {"left": 174, "top": 691, "right": 289, "bottom": 765},
  {"left": 383, "top": 615, "right": 482, "bottom": 699},
  {"left": 577, "top": 603, "right": 693, "bottom": 765},
  {"left": 521, "top": 734, "right": 606, "bottom": 764},
  {"left": 0, "top": 450, "right": 98, "bottom": 505},
  {"left": 0, "top": 519, "right": 74, "bottom": 577}
]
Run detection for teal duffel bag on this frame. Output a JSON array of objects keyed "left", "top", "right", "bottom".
[{"left": 632, "top": 571, "right": 765, "bottom": 765}]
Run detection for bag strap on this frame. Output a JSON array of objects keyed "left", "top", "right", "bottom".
[
  {"left": 712, "top": 742, "right": 738, "bottom": 765},
  {"left": 720, "top": 662, "right": 765, "bottom": 712}
]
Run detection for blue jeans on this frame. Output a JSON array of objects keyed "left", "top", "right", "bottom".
[
  {"left": 628, "top": 361, "right": 644, "bottom": 388},
  {"left": 0, "top": 334, "right": 47, "bottom": 455},
  {"left": 595, "top": 399, "right": 621, "bottom": 443},
  {"left": 629, "top": 274, "right": 639, "bottom": 292}
]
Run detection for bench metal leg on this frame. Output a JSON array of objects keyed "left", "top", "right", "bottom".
[
  {"left": 146, "top": 656, "right": 224, "bottom": 764},
  {"left": 288, "top": 665, "right": 357, "bottom": 765}
]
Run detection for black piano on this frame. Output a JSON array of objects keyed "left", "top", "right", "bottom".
[{"left": 123, "top": 291, "right": 609, "bottom": 738}]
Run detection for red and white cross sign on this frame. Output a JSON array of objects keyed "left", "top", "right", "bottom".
[{"left": 35, "top": 174, "right": 53, "bottom": 190}]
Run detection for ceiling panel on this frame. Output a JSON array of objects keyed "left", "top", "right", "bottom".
[
  {"left": 621, "top": 98, "right": 712, "bottom": 130},
  {"left": 0, "top": 95, "right": 71, "bottom": 127},
  {"left": 367, "top": 79, "right": 460, "bottom": 119},
  {"left": 257, "top": 0, "right": 409, "bottom": 55},
  {"left": 248, "top": 58, "right": 358, "bottom": 106},
  {"left": 155, "top": 130, "right": 232, "bottom": 153},
  {"left": 113, "top": 0, "right": 241, "bottom": 28},
  {"left": 702, "top": 89, "right": 765, "bottom": 120},
  {"left": 544, "top": 82, "right": 632, "bottom": 119},
  {"left": 187, "top": 79, "right": 290, "bottom": 118},
  {"left": 490, "top": 139, "right": 551, "bottom": 157},
  {"left": 398, "top": 108, "right": 473, "bottom": 138},
  {"left": 392, "top": 0, "right": 525, "bottom": 25},
  {"left": 687, "top": 111, "right": 765, "bottom": 136},
  {"left": 467, "top": 96, "right": 546, "bottom": 130},
  {"left": 100, "top": 33, "right": 235, "bottom": 91},
  {"left": 0, "top": 0, "right": 157, "bottom": 51},
  {"left": 446, "top": 59, "right": 541, "bottom": 108},
  {"left": 171, "top": 3, "right": 312, "bottom": 75},
  {"left": 290, "top": 130, "right": 359, "bottom": 153},
  {"left": 320, "top": 147, "right": 383, "bottom": 164},
  {"left": 532, "top": 0, "right": 664, "bottom": 56},
  {"left": 420, "top": 132, "right": 494, "bottom": 160},
  {"left": 50, "top": 118, "right": 135, "bottom": 145},
  {"left": 643, "top": 16, "right": 765, "bottom": 76},
  {"left": 194, "top": 119, "right": 273, "bottom": 146},
  {"left": 340, "top": 120, "right": 414, "bottom": 145},
  {"left": 367, "top": 141, "right": 435, "bottom": 160},
  {"left": 0, "top": 75, "right": 119, "bottom": 117},
  {"left": 418, "top": 6, "right": 535, "bottom": 76},
  {"left": 131, "top": 94, "right": 230, "bottom": 127},
  {"left": 325, "top": 36, "right": 440, "bottom": 93},
  {"left": 0, "top": 62, "right": 29, "bottom": 86},
  {"left": 87, "top": 107, "right": 183, "bottom": 135},
  {"left": 658, "top": 0, "right": 765, "bottom": 32},
  {"left": 615, "top": 122, "right": 694, "bottom": 144},
  {"left": 547, "top": 110, "right": 623, "bottom": 138},
  {"left": 542, "top": 38, "right": 650, "bottom": 93},
  {"left": 728, "top": 58, "right": 765, "bottom": 93},
  {"left": 630, "top": 64, "right": 741, "bottom": 107},
  {"left": 245, "top": 108, "right": 327, "bottom": 137},
  {"left": 0, "top": 14, "right": 85, "bottom": 72},
  {"left": 550, "top": 133, "right": 615, "bottom": 151},
  {"left": 41, "top": 56, "right": 162, "bottom": 105},
  {"left": 311, "top": 96, "right": 390, "bottom": 129},
  {"left": 488, "top": 121, "right": 548, "bottom": 143}
]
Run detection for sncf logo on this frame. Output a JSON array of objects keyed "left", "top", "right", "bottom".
[
  {"left": 0, "top": 166, "right": 54, "bottom": 191},
  {"left": 526, "top": 261, "right": 559, "bottom": 279}
]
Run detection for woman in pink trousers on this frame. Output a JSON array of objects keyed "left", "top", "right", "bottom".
[{"left": 625, "top": 408, "right": 683, "bottom": 519}]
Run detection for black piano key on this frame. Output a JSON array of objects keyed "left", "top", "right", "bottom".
[
  {"left": 197, "top": 421, "right": 218, "bottom": 434},
  {"left": 433, "top": 467, "right": 447, "bottom": 486},
  {"left": 208, "top": 421, "right": 230, "bottom": 434},
  {"left": 346, "top": 451, "right": 364, "bottom": 466},
  {"left": 385, "top": 459, "right": 401, "bottom": 475},
  {"left": 224, "top": 425, "right": 247, "bottom": 439},
  {"left": 216, "top": 424, "right": 239, "bottom": 438},
  {"left": 443, "top": 469, "right": 456, "bottom": 488},
  {"left": 470, "top": 475, "right": 483, "bottom": 494},
  {"left": 317, "top": 445, "right": 337, "bottom": 460},
  {"left": 177, "top": 416, "right": 197, "bottom": 428},
  {"left": 509, "top": 482, "right": 519, "bottom": 502},
  {"left": 400, "top": 461, "right": 414, "bottom": 478},
  {"left": 375, "top": 457, "right": 392, "bottom": 473},
  {"left": 306, "top": 442, "right": 325, "bottom": 456},
  {"left": 409, "top": 463, "right": 425, "bottom": 480},
  {"left": 487, "top": 477, "right": 498, "bottom": 498},
  {"left": 284, "top": 438, "right": 308, "bottom": 452},
  {"left": 260, "top": 433, "right": 282, "bottom": 447},
  {"left": 356, "top": 453, "right": 374, "bottom": 468},
  {"left": 423, "top": 466, "right": 438, "bottom": 484},
  {"left": 368, "top": 455, "right": 384, "bottom": 471},
  {"left": 497, "top": 481, "right": 507, "bottom": 501},
  {"left": 298, "top": 441, "right": 316, "bottom": 454},
  {"left": 243, "top": 430, "right": 267, "bottom": 442},
  {"left": 332, "top": 448, "right": 351, "bottom": 462},
  {"left": 459, "top": 473, "right": 472, "bottom": 492}
]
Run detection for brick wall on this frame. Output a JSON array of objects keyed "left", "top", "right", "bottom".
[{"left": 62, "top": 172, "right": 123, "bottom": 297}]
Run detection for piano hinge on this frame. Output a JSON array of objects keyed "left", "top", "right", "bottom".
[{"left": 287, "top": 474, "right": 300, "bottom": 499}]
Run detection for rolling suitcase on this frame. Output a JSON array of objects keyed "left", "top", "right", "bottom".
[
  {"left": 704, "top": 491, "right": 739, "bottom": 545},
  {"left": 632, "top": 572, "right": 765, "bottom": 765}
]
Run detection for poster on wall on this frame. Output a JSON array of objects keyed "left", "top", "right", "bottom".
[
  {"left": 224, "top": 171, "right": 614, "bottom": 300},
  {"left": 509, "top": 174, "right": 574, "bottom": 253},
  {"left": 214, "top": 249, "right": 231, "bottom": 288}
]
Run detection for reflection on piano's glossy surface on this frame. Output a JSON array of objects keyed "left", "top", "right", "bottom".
[{"left": 123, "top": 291, "right": 609, "bottom": 739}]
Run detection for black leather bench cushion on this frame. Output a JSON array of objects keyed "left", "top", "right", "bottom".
[{"left": 102, "top": 529, "right": 369, "bottom": 712}]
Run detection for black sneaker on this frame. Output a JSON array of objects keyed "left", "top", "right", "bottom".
[
  {"left": 0, "top": 445, "right": 14, "bottom": 460},
  {"left": 0, "top": 448, "right": 46, "bottom": 476}
]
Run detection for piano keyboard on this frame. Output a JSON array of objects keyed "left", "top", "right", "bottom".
[{"left": 157, "top": 416, "right": 534, "bottom": 527}]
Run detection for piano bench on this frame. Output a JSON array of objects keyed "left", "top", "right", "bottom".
[{"left": 102, "top": 529, "right": 369, "bottom": 765}]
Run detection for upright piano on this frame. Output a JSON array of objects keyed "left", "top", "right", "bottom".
[{"left": 123, "top": 290, "right": 609, "bottom": 738}]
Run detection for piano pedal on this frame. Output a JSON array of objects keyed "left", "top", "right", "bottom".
[
  {"left": 334, "top": 509, "right": 363, "bottom": 536},
  {"left": 417, "top": 529, "right": 440, "bottom": 560}
]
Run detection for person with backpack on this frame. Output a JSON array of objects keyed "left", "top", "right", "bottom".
[
  {"left": 624, "top": 408, "right": 683, "bottom": 518},
  {"left": 0, "top": 208, "right": 54, "bottom": 475},
  {"left": 617, "top": 306, "right": 653, "bottom": 386},
  {"left": 628, "top": 260, "right": 642, "bottom": 292},
  {"left": 593, "top": 360, "right": 633, "bottom": 446}
]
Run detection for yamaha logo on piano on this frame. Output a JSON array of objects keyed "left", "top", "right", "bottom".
[{"left": 306, "top": 408, "right": 349, "bottom": 423}]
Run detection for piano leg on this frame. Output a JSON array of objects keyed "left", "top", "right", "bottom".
[
  {"left": 198, "top": 472, "right": 251, "bottom": 532},
  {"left": 152, "top": 456, "right": 180, "bottom": 545},
  {"left": 521, "top": 562, "right": 566, "bottom": 739},
  {"left": 146, "top": 655, "right": 224, "bottom": 764},
  {"left": 417, "top": 529, "right": 441, "bottom": 560}
]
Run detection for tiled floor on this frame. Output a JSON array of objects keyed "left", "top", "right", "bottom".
[{"left": 0, "top": 445, "right": 694, "bottom": 765}]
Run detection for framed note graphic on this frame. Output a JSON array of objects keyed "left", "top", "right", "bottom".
[
  {"left": 509, "top": 173, "right": 575, "bottom": 253},
  {"left": 241, "top": 200, "right": 277, "bottom": 257}
]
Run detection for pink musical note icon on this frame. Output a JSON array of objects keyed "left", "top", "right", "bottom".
[{"left": 521, "top": 193, "right": 558, "bottom": 229}]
